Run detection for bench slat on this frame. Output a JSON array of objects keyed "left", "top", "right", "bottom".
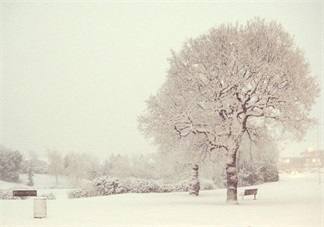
[
  {"left": 241, "top": 188, "right": 258, "bottom": 200},
  {"left": 13, "top": 190, "right": 37, "bottom": 197},
  {"left": 244, "top": 189, "right": 258, "bottom": 196}
]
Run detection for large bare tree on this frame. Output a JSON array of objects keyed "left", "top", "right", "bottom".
[{"left": 138, "top": 19, "right": 320, "bottom": 204}]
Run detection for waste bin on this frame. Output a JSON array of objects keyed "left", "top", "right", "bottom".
[{"left": 34, "top": 197, "right": 47, "bottom": 218}]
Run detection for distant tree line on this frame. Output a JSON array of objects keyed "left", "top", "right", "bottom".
[{"left": 1, "top": 140, "right": 279, "bottom": 188}]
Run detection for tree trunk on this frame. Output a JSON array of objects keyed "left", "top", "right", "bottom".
[
  {"left": 188, "top": 164, "right": 200, "bottom": 196},
  {"left": 226, "top": 159, "right": 239, "bottom": 204}
]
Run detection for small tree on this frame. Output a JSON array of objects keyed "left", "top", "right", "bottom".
[
  {"left": 27, "top": 162, "right": 34, "bottom": 186},
  {"left": 138, "top": 18, "right": 320, "bottom": 204}
]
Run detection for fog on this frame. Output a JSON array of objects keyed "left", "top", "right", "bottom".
[{"left": 1, "top": 2, "right": 323, "bottom": 158}]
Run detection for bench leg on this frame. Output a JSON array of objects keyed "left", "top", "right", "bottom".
[{"left": 254, "top": 194, "right": 256, "bottom": 200}]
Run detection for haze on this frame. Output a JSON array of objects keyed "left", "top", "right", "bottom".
[{"left": 1, "top": 1, "right": 323, "bottom": 158}]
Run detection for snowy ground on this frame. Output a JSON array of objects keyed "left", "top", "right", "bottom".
[{"left": 1, "top": 173, "right": 323, "bottom": 227}]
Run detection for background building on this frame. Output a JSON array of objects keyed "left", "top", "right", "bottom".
[{"left": 279, "top": 149, "right": 323, "bottom": 172}]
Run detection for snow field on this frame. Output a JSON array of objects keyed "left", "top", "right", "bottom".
[{"left": 1, "top": 173, "right": 323, "bottom": 226}]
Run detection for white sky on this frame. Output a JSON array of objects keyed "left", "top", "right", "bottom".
[{"left": 1, "top": 1, "right": 323, "bottom": 159}]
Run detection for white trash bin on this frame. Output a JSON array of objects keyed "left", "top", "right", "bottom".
[{"left": 34, "top": 197, "right": 47, "bottom": 218}]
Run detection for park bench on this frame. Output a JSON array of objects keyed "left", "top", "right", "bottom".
[
  {"left": 240, "top": 188, "right": 258, "bottom": 200},
  {"left": 13, "top": 190, "right": 37, "bottom": 198}
]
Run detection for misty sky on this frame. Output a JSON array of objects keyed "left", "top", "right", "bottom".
[{"left": 1, "top": 1, "right": 323, "bottom": 159}]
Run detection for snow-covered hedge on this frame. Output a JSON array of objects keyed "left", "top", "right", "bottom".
[
  {"left": 165, "top": 179, "right": 216, "bottom": 192},
  {"left": 69, "top": 176, "right": 217, "bottom": 199},
  {"left": 124, "top": 178, "right": 161, "bottom": 193},
  {"left": 162, "top": 180, "right": 189, "bottom": 193},
  {"left": 40, "top": 192, "right": 56, "bottom": 200},
  {"left": 0, "top": 190, "right": 57, "bottom": 200},
  {"left": 88, "top": 176, "right": 128, "bottom": 196},
  {"left": 200, "top": 179, "right": 216, "bottom": 190},
  {"left": 259, "top": 164, "right": 279, "bottom": 182},
  {"left": 69, "top": 177, "right": 127, "bottom": 198},
  {"left": 68, "top": 166, "right": 278, "bottom": 199},
  {"left": 68, "top": 188, "right": 88, "bottom": 199},
  {"left": 238, "top": 162, "right": 279, "bottom": 187},
  {"left": 0, "top": 190, "right": 16, "bottom": 200}
]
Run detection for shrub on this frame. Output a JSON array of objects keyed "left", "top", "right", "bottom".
[
  {"left": 160, "top": 184, "right": 173, "bottom": 193},
  {"left": 212, "top": 174, "right": 226, "bottom": 189},
  {"left": 69, "top": 176, "right": 217, "bottom": 199},
  {"left": 40, "top": 192, "right": 56, "bottom": 200},
  {"left": 238, "top": 161, "right": 279, "bottom": 187},
  {"left": 259, "top": 164, "right": 279, "bottom": 182},
  {"left": 0, "top": 190, "right": 16, "bottom": 200},
  {"left": 125, "top": 178, "right": 161, "bottom": 193},
  {"left": 88, "top": 176, "right": 127, "bottom": 196},
  {"left": 68, "top": 188, "right": 88, "bottom": 199},
  {"left": 238, "top": 166, "right": 262, "bottom": 187},
  {"left": 173, "top": 180, "right": 190, "bottom": 192},
  {"left": 200, "top": 179, "right": 216, "bottom": 190}
]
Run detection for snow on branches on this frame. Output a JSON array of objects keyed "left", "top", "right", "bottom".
[
  {"left": 139, "top": 18, "right": 319, "bottom": 157},
  {"left": 138, "top": 18, "right": 320, "bottom": 203}
]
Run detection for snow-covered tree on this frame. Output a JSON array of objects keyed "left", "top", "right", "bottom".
[
  {"left": 64, "top": 153, "right": 87, "bottom": 185},
  {"left": 47, "top": 149, "right": 63, "bottom": 185},
  {"left": 21, "top": 151, "right": 48, "bottom": 174},
  {"left": 0, "top": 145, "right": 23, "bottom": 182},
  {"left": 138, "top": 19, "right": 320, "bottom": 204},
  {"left": 109, "top": 154, "right": 133, "bottom": 178},
  {"left": 83, "top": 153, "right": 101, "bottom": 180}
]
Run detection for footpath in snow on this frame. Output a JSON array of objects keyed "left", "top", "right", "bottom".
[{"left": 1, "top": 173, "right": 323, "bottom": 226}]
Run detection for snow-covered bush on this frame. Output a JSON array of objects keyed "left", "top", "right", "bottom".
[
  {"left": 85, "top": 176, "right": 129, "bottom": 197},
  {"left": 259, "top": 164, "right": 279, "bottom": 182},
  {"left": 69, "top": 177, "right": 132, "bottom": 198},
  {"left": 173, "top": 180, "right": 190, "bottom": 192},
  {"left": 88, "top": 177, "right": 164, "bottom": 195},
  {"left": 238, "top": 171, "right": 262, "bottom": 187},
  {"left": 124, "top": 178, "right": 161, "bottom": 193},
  {"left": 159, "top": 180, "right": 190, "bottom": 193},
  {"left": 169, "top": 179, "right": 215, "bottom": 192},
  {"left": 237, "top": 160, "right": 279, "bottom": 187},
  {"left": 200, "top": 179, "right": 216, "bottom": 190},
  {"left": 238, "top": 161, "right": 261, "bottom": 187},
  {"left": 164, "top": 180, "right": 193, "bottom": 192},
  {"left": 69, "top": 176, "right": 217, "bottom": 199},
  {"left": 160, "top": 184, "right": 174, "bottom": 193},
  {"left": 41, "top": 192, "right": 56, "bottom": 200},
  {"left": 212, "top": 174, "right": 226, "bottom": 189},
  {"left": 68, "top": 188, "right": 88, "bottom": 199},
  {"left": 0, "top": 190, "right": 16, "bottom": 200}
]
